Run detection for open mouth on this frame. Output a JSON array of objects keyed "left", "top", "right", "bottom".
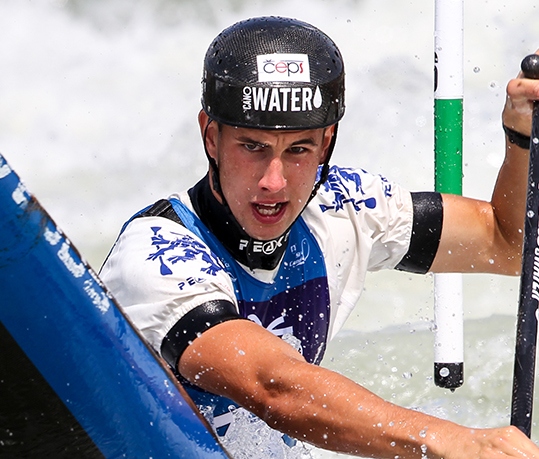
[{"left": 254, "top": 202, "right": 285, "bottom": 217}]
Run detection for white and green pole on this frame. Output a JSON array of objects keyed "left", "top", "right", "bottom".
[{"left": 433, "top": 0, "right": 464, "bottom": 390}]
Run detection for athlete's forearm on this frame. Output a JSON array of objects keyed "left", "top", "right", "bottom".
[
  {"left": 249, "top": 357, "right": 458, "bottom": 458},
  {"left": 180, "top": 320, "right": 471, "bottom": 458},
  {"left": 487, "top": 137, "right": 528, "bottom": 273},
  {"left": 487, "top": 67, "right": 539, "bottom": 274},
  {"left": 490, "top": 72, "right": 539, "bottom": 258},
  {"left": 180, "top": 320, "right": 539, "bottom": 458}
]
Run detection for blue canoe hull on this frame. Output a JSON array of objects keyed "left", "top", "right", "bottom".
[{"left": 0, "top": 153, "right": 229, "bottom": 458}]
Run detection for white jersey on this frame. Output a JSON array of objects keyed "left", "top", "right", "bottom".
[
  {"left": 100, "top": 165, "right": 415, "bottom": 457},
  {"left": 101, "top": 165, "right": 413, "bottom": 353}
]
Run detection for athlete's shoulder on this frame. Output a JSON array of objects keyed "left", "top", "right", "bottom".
[{"left": 313, "top": 165, "right": 397, "bottom": 215}]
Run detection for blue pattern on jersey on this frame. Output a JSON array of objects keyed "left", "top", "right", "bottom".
[
  {"left": 167, "top": 198, "right": 331, "bottom": 439},
  {"left": 167, "top": 198, "right": 330, "bottom": 365},
  {"left": 318, "top": 165, "right": 392, "bottom": 213},
  {"left": 146, "top": 226, "right": 225, "bottom": 277}
]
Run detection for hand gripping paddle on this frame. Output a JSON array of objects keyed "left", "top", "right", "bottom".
[{"left": 510, "top": 53, "right": 539, "bottom": 438}]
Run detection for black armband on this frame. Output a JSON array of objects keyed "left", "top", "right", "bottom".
[
  {"left": 503, "top": 124, "right": 531, "bottom": 150},
  {"left": 160, "top": 300, "right": 243, "bottom": 369},
  {"left": 395, "top": 192, "right": 443, "bottom": 274},
  {"left": 136, "top": 198, "right": 184, "bottom": 224}
]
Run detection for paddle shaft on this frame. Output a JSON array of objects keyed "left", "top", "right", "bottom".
[{"left": 510, "top": 54, "right": 539, "bottom": 438}]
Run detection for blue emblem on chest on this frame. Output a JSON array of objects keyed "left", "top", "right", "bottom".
[
  {"left": 167, "top": 199, "right": 331, "bottom": 440},
  {"left": 168, "top": 198, "right": 331, "bottom": 366},
  {"left": 232, "top": 227, "right": 330, "bottom": 365}
]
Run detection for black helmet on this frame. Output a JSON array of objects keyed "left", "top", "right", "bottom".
[{"left": 202, "top": 16, "right": 345, "bottom": 130}]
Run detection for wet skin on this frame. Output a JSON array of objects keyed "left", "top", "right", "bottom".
[{"left": 199, "top": 110, "right": 334, "bottom": 241}]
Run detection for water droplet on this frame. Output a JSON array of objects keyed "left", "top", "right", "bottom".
[
  {"left": 528, "top": 210, "right": 535, "bottom": 218},
  {"left": 533, "top": 137, "right": 539, "bottom": 145},
  {"left": 473, "top": 66, "right": 481, "bottom": 73},
  {"left": 419, "top": 429, "right": 427, "bottom": 438}
]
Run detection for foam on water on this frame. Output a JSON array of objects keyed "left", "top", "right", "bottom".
[
  {"left": 1, "top": 0, "right": 538, "bottom": 456},
  {"left": 210, "top": 406, "right": 315, "bottom": 459},
  {"left": 1, "top": 0, "right": 535, "bottom": 270}
]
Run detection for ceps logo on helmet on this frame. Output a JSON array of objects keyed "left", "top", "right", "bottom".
[{"left": 202, "top": 16, "right": 345, "bottom": 130}]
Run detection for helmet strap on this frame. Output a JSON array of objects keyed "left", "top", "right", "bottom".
[
  {"left": 198, "top": 119, "right": 339, "bottom": 270},
  {"left": 307, "top": 123, "right": 338, "bottom": 204},
  {"left": 202, "top": 118, "right": 228, "bottom": 206}
]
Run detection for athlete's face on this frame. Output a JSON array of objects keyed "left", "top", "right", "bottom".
[{"left": 199, "top": 111, "right": 333, "bottom": 241}]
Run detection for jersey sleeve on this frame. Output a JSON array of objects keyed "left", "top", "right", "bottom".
[
  {"left": 303, "top": 166, "right": 415, "bottom": 337},
  {"left": 99, "top": 216, "right": 240, "bottom": 357},
  {"left": 312, "top": 166, "right": 414, "bottom": 267},
  {"left": 304, "top": 166, "right": 446, "bottom": 338}
]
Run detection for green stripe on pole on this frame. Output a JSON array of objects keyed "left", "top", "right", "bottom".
[
  {"left": 433, "top": 0, "right": 464, "bottom": 391},
  {"left": 435, "top": 98, "right": 463, "bottom": 195}
]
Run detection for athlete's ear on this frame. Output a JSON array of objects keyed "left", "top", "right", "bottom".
[
  {"left": 320, "top": 124, "right": 335, "bottom": 164},
  {"left": 198, "top": 110, "right": 219, "bottom": 160}
]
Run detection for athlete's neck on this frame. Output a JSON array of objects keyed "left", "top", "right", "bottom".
[{"left": 188, "top": 175, "right": 289, "bottom": 270}]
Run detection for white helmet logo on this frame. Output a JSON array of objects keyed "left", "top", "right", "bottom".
[{"left": 256, "top": 53, "right": 311, "bottom": 83}]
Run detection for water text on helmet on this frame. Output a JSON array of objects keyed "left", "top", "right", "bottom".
[{"left": 242, "top": 86, "right": 323, "bottom": 113}]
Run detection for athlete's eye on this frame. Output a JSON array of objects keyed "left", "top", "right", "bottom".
[
  {"left": 243, "top": 143, "right": 264, "bottom": 152},
  {"left": 289, "top": 146, "right": 306, "bottom": 154}
]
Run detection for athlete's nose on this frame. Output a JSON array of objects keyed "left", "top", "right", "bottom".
[{"left": 258, "top": 156, "right": 287, "bottom": 193}]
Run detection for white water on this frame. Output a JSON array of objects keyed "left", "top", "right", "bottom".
[{"left": 0, "top": 0, "right": 538, "bottom": 457}]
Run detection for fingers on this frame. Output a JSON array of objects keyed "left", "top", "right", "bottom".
[
  {"left": 484, "top": 426, "right": 539, "bottom": 458},
  {"left": 502, "top": 51, "right": 539, "bottom": 135}
]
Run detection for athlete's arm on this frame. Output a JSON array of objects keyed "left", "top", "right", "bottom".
[
  {"left": 179, "top": 318, "right": 539, "bottom": 458},
  {"left": 430, "top": 57, "right": 539, "bottom": 274}
]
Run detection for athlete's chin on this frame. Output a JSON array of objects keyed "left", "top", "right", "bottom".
[
  {"left": 241, "top": 218, "right": 291, "bottom": 241},
  {"left": 244, "top": 226, "right": 287, "bottom": 242}
]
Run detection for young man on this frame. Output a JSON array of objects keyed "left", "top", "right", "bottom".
[{"left": 100, "top": 16, "right": 539, "bottom": 458}]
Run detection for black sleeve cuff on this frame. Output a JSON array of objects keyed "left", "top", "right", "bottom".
[
  {"left": 160, "top": 300, "right": 243, "bottom": 370},
  {"left": 395, "top": 192, "right": 443, "bottom": 274}
]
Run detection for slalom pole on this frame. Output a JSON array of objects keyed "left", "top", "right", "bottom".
[
  {"left": 433, "top": 0, "right": 464, "bottom": 390},
  {"left": 510, "top": 54, "right": 539, "bottom": 438}
]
